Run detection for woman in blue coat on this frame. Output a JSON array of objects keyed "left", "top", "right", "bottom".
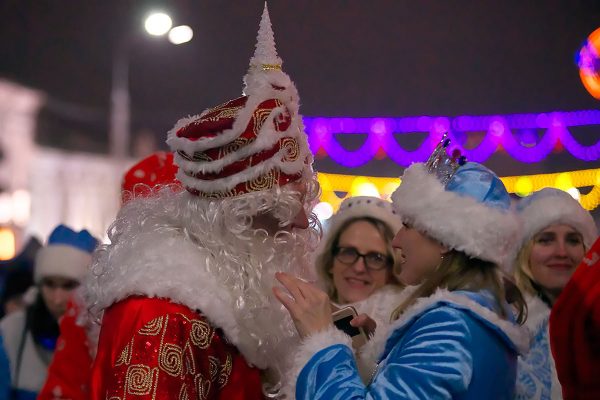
[
  {"left": 274, "top": 139, "right": 529, "bottom": 399},
  {"left": 512, "top": 188, "right": 597, "bottom": 399}
]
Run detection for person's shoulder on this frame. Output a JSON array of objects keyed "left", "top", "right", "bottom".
[{"left": 0, "top": 309, "right": 25, "bottom": 331}]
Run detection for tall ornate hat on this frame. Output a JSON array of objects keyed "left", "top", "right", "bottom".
[
  {"left": 167, "top": 4, "right": 312, "bottom": 198},
  {"left": 392, "top": 136, "right": 519, "bottom": 266}
]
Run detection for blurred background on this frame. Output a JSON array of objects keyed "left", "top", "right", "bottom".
[{"left": 0, "top": 0, "right": 598, "bottom": 260}]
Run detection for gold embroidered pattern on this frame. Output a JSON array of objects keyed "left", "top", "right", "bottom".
[
  {"left": 124, "top": 364, "right": 157, "bottom": 396},
  {"left": 139, "top": 316, "right": 164, "bottom": 336},
  {"left": 210, "top": 106, "right": 242, "bottom": 120},
  {"left": 115, "top": 338, "right": 134, "bottom": 367},
  {"left": 190, "top": 319, "right": 214, "bottom": 349},
  {"left": 253, "top": 107, "right": 274, "bottom": 135},
  {"left": 194, "top": 374, "right": 211, "bottom": 400},
  {"left": 208, "top": 356, "right": 219, "bottom": 381},
  {"left": 261, "top": 63, "right": 282, "bottom": 71},
  {"left": 197, "top": 188, "right": 239, "bottom": 199},
  {"left": 219, "top": 137, "right": 253, "bottom": 158},
  {"left": 183, "top": 342, "right": 196, "bottom": 375},
  {"left": 159, "top": 343, "right": 183, "bottom": 377},
  {"left": 280, "top": 137, "right": 300, "bottom": 162},
  {"left": 178, "top": 150, "right": 212, "bottom": 162},
  {"left": 218, "top": 353, "right": 233, "bottom": 389},
  {"left": 246, "top": 169, "right": 279, "bottom": 192},
  {"left": 178, "top": 384, "right": 189, "bottom": 400}
]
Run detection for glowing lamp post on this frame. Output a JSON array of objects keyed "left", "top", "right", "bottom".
[{"left": 109, "top": 12, "right": 193, "bottom": 159}]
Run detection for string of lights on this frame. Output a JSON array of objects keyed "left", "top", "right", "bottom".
[{"left": 314, "top": 168, "right": 600, "bottom": 220}]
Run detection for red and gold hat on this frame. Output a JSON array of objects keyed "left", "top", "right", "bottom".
[
  {"left": 121, "top": 151, "right": 180, "bottom": 203},
  {"left": 166, "top": 4, "right": 313, "bottom": 198}
]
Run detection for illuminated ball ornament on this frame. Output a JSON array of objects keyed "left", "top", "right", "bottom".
[{"left": 578, "top": 27, "right": 600, "bottom": 99}]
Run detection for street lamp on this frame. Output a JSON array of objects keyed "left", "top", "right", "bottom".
[{"left": 109, "top": 12, "right": 193, "bottom": 159}]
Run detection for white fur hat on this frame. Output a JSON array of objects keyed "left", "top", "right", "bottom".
[
  {"left": 516, "top": 188, "right": 598, "bottom": 250},
  {"left": 324, "top": 196, "right": 403, "bottom": 239},
  {"left": 34, "top": 225, "right": 98, "bottom": 284},
  {"left": 392, "top": 162, "right": 520, "bottom": 267}
]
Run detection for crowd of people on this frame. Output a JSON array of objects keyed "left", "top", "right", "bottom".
[{"left": 0, "top": 5, "right": 598, "bottom": 400}]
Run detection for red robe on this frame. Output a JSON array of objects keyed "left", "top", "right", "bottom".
[
  {"left": 550, "top": 236, "right": 600, "bottom": 400},
  {"left": 89, "top": 296, "right": 264, "bottom": 400},
  {"left": 38, "top": 298, "right": 93, "bottom": 400}
]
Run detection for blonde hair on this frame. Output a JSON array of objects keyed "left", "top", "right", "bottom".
[
  {"left": 514, "top": 229, "right": 589, "bottom": 299},
  {"left": 316, "top": 217, "right": 401, "bottom": 302},
  {"left": 514, "top": 239, "right": 537, "bottom": 298},
  {"left": 392, "top": 250, "right": 526, "bottom": 324}
]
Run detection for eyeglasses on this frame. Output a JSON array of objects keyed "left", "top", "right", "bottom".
[{"left": 334, "top": 247, "right": 391, "bottom": 271}]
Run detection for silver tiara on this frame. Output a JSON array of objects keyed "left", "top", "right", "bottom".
[{"left": 425, "top": 134, "right": 467, "bottom": 186}]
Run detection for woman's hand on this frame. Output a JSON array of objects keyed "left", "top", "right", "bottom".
[
  {"left": 351, "top": 313, "right": 377, "bottom": 339},
  {"left": 273, "top": 272, "right": 333, "bottom": 338}
]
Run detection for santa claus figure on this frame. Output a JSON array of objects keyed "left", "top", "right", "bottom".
[
  {"left": 38, "top": 151, "right": 180, "bottom": 400},
  {"left": 84, "top": 5, "right": 319, "bottom": 399}
]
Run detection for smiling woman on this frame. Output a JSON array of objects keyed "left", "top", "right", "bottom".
[
  {"left": 316, "top": 196, "right": 403, "bottom": 307},
  {"left": 512, "top": 188, "right": 598, "bottom": 399}
]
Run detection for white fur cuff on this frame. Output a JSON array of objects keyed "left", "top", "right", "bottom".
[{"left": 285, "top": 326, "right": 353, "bottom": 398}]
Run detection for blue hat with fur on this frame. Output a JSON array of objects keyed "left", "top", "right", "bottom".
[
  {"left": 34, "top": 225, "right": 98, "bottom": 283},
  {"left": 392, "top": 138, "right": 519, "bottom": 267}
]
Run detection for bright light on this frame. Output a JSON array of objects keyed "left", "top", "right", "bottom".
[
  {"left": 514, "top": 177, "right": 533, "bottom": 197},
  {"left": 11, "top": 190, "right": 30, "bottom": 227},
  {"left": 350, "top": 177, "right": 380, "bottom": 197},
  {"left": 144, "top": 12, "right": 173, "bottom": 36},
  {"left": 567, "top": 187, "right": 581, "bottom": 201},
  {"left": 168, "top": 25, "right": 193, "bottom": 45},
  {"left": 555, "top": 172, "right": 573, "bottom": 191},
  {"left": 0, "top": 227, "right": 15, "bottom": 261},
  {"left": 313, "top": 202, "right": 334, "bottom": 221}
]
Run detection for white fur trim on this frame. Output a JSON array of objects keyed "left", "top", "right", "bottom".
[
  {"left": 523, "top": 294, "right": 550, "bottom": 338},
  {"left": 171, "top": 106, "right": 287, "bottom": 174},
  {"left": 518, "top": 192, "right": 598, "bottom": 250},
  {"left": 34, "top": 245, "right": 92, "bottom": 283},
  {"left": 83, "top": 233, "right": 242, "bottom": 360},
  {"left": 324, "top": 196, "right": 403, "bottom": 238},
  {"left": 284, "top": 326, "right": 352, "bottom": 399},
  {"left": 392, "top": 163, "right": 520, "bottom": 267},
  {"left": 174, "top": 140, "right": 310, "bottom": 194}
]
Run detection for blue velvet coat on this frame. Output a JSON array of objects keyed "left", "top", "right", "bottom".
[{"left": 293, "top": 290, "right": 528, "bottom": 400}]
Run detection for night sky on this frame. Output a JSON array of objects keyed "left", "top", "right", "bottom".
[{"left": 0, "top": 0, "right": 598, "bottom": 178}]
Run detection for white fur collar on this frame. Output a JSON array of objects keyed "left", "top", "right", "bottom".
[
  {"left": 523, "top": 294, "right": 550, "bottom": 337},
  {"left": 84, "top": 232, "right": 245, "bottom": 361}
]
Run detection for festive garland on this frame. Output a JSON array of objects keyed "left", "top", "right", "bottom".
[
  {"left": 305, "top": 110, "right": 600, "bottom": 167},
  {"left": 317, "top": 168, "right": 600, "bottom": 212}
]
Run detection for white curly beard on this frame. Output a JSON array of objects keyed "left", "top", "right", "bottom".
[{"left": 84, "top": 180, "right": 320, "bottom": 398}]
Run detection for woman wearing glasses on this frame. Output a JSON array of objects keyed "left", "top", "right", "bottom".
[
  {"left": 317, "top": 196, "right": 403, "bottom": 312},
  {"left": 275, "top": 143, "right": 529, "bottom": 399}
]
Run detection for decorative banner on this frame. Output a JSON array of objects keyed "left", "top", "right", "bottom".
[
  {"left": 316, "top": 168, "right": 600, "bottom": 215},
  {"left": 304, "top": 110, "right": 600, "bottom": 167}
]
